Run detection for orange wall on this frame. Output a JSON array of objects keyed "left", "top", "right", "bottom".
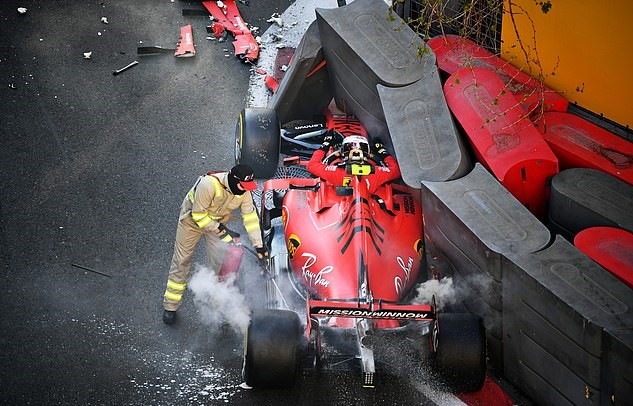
[{"left": 501, "top": 0, "right": 633, "bottom": 129}]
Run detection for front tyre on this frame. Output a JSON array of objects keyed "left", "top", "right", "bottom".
[
  {"left": 435, "top": 313, "right": 486, "bottom": 392},
  {"left": 243, "top": 309, "right": 302, "bottom": 388},
  {"left": 235, "top": 107, "right": 280, "bottom": 178}
]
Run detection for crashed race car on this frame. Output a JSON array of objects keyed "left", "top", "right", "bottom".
[
  {"left": 234, "top": 106, "right": 486, "bottom": 391},
  {"left": 229, "top": 0, "right": 493, "bottom": 392}
]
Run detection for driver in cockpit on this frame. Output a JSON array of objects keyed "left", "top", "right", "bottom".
[{"left": 307, "top": 131, "right": 401, "bottom": 194}]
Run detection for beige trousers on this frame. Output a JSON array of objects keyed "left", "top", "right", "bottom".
[{"left": 163, "top": 199, "right": 226, "bottom": 311}]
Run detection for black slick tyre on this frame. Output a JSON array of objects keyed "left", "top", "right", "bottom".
[
  {"left": 435, "top": 313, "right": 486, "bottom": 393},
  {"left": 243, "top": 309, "right": 302, "bottom": 388},
  {"left": 235, "top": 107, "right": 280, "bottom": 178}
]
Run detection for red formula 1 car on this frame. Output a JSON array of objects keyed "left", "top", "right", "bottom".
[{"left": 234, "top": 107, "right": 486, "bottom": 391}]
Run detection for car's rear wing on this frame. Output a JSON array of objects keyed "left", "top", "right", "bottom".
[{"left": 308, "top": 298, "right": 436, "bottom": 321}]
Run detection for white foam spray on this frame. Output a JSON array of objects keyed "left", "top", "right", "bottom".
[{"left": 188, "top": 265, "right": 251, "bottom": 336}]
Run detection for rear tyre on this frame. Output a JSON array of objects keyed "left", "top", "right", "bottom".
[
  {"left": 243, "top": 309, "right": 302, "bottom": 388},
  {"left": 435, "top": 313, "right": 486, "bottom": 392},
  {"left": 235, "top": 107, "right": 280, "bottom": 178}
]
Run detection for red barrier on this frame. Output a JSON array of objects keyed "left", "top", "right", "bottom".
[
  {"left": 458, "top": 376, "right": 515, "bottom": 406},
  {"left": 535, "top": 111, "right": 633, "bottom": 185},
  {"left": 444, "top": 67, "right": 559, "bottom": 219},
  {"left": 428, "top": 34, "right": 568, "bottom": 114},
  {"left": 574, "top": 227, "right": 633, "bottom": 289}
]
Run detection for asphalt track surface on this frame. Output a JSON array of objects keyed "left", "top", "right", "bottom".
[{"left": 0, "top": 1, "right": 530, "bottom": 405}]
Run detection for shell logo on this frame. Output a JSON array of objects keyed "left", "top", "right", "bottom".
[
  {"left": 282, "top": 206, "right": 288, "bottom": 227},
  {"left": 287, "top": 234, "right": 301, "bottom": 260},
  {"left": 414, "top": 239, "right": 424, "bottom": 259}
]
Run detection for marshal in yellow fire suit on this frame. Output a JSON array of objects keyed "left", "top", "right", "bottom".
[{"left": 162, "top": 165, "right": 265, "bottom": 323}]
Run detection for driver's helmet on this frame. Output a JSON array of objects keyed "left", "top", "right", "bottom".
[{"left": 341, "top": 135, "right": 370, "bottom": 163}]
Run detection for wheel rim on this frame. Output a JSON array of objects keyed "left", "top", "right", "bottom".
[{"left": 235, "top": 114, "right": 243, "bottom": 164}]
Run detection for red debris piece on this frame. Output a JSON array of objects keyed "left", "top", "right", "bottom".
[
  {"left": 264, "top": 75, "right": 278, "bottom": 93},
  {"left": 175, "top": 25, "right": 195, "bottom": 58},
  {"left": 202, "top": 0, "right": 259, "bottom": 63}
]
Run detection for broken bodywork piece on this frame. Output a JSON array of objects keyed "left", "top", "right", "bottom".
[
  {"left": 137, "top": 25, "right": 195, "bottom": 58},
  {"left": 175, "top": 24, "right": 195, "bottom": 57},
  {"left": 202, "top": 0, "right": 259, "bottom": 63}
]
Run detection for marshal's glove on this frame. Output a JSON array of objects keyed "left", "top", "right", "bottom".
[
  {"left": 216, "top": 223, "right": 240, "bottom": 243},
  {"left": 256, "top": 246, "right": 270, "bottom": 268}
]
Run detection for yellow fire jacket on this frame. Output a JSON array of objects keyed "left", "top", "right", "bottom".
[{"left": 184, "top": 172, "right": 263, "bottom": 248}]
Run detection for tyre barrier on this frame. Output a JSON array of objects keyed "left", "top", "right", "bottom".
[
  {"left": 549, "top": 168, "right": 633, "bottom": 241},
  {"left": 505, "top": 236, "right": 633, "bottom": 405},
  {"left": 423, "top": 164, "right": 633, "bottom": 404},
  {"left": 270, "top": 0, "right": 470, "bottom": 188},
  {"left": 421, "top": 163, "right": 552, "bottom": 370},
  {"left": 377, "top": 80, "right": 471, "bottom": 184},
  {"left": 268, "top": 21, "right": 332, "bottom": 124},
  {"left": 602, "top": 329, "right": 633, "bottom": 405},
  {"left": 315, "top": 0, "right": 436, "bottom": 142}
]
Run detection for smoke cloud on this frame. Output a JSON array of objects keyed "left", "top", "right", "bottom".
[
  {"left": 412, "top": 272, "right": 494, "bottom": 311},
  {"left": 412, "top": 277, "right": 458, "bottom": 310},
  {"left": 188, "top": 265, "right": 251, "bottom": 336}
]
